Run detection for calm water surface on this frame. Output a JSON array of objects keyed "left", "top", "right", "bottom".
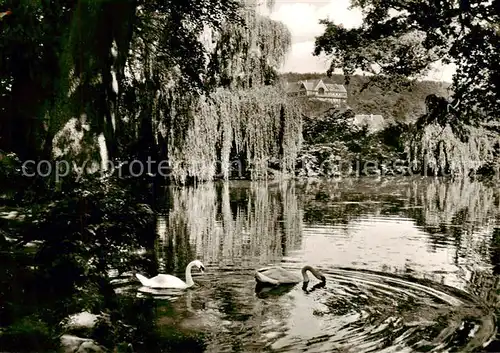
[{"left": 117, "top": 177, "right": 500, "bottom": 352}]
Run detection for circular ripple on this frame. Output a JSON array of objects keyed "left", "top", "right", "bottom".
[{"left": 265, "top": 268, "right": 496, "bottom": 353}]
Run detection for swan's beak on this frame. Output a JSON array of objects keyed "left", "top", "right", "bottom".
[{"left": 199, "top": 265, "right": 205, "bottom": 273}]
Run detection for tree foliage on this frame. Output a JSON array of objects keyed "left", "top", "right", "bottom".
[
  {"left": 206, "top": 6, "right": 291, "bottom": 89},
  {"left": 302, "top": 108, "right": 357, "bottom": 145},
  {"left": 0, "top": 0, "right": 241, "bottom": 160},
  {"left": 169, "top": 86, "right": 302, "bottom": 183},
  {"left": 314, "top": 0, "right": 500, "bottom": 123},
  {"left": 0, "top": 0, "right": 300, "bottom": 183}
]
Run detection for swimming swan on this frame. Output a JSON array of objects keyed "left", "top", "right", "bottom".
[
  {"left": 135, "top": 260, "right": 205, "bottom": 289},
  {"left": 255, "top": 265, "right": 326, "bottom": 286}
]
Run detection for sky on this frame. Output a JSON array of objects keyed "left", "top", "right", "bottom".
[{"left": 267, "top": 0, "right": 456, "bottom": 82}]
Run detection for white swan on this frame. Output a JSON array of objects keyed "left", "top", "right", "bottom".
[
  {"left": 135, "top": 260, "right": 205, "bottom": 289},
  {"left": 255, "top": 265, "right": 326, "bottom": 286}
]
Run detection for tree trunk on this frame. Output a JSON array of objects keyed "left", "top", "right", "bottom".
[{"left": 9, "top": 77, "right": 41, "bottom": 160}]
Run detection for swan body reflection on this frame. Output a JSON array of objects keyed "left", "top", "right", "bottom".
[{"left": 136, "top": 260, "right": 205, "bottom": 289}]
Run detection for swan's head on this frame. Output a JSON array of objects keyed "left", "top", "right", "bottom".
[
  {"left": 193, "top": 260, "right": 205, "bottom": 273},
  {"left": 302, "top": 280, "right": 326, "bottom": 293}
]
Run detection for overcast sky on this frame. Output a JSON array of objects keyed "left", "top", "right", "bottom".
[{"left": 267, "top": 0, "right": 456, "bottom": 82}]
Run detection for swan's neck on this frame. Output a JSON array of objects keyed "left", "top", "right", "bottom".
[
  {"left": 185, "top": 261, "right": 196, "bottom": 287},
  {"left": 301, "top": 266, "right": 310, "bottom": 282},
  {"left": 301, "top": 265, "right": 324, "bottom": 282}
]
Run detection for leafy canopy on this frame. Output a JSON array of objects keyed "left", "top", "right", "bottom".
[{"left": 314, "top": 0, "right": 500, "bottom": 123}]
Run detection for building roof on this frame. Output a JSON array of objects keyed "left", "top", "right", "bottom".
[
  {"left": 286, "top": 79, "right": 347, "bottom": 94},
  {"left": 353, "top": 114, "right": 385, "bottom": 132},
  {"left": 325, "top": 83, "right": 347, "bottom": 93},
  {"left": 301, "top": 79, "right": 320, "bottom": 91}
]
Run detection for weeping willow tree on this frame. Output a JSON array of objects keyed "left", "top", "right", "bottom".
[
  {"left": 405, "top": 96, "right": 500, "bottom": 177},
  {"left": 52, "top": 0, "right": 243, "bottom": 173},
  {"left": 205, "top": 0, "right": 291, "bottom": 89},
  {"left": 168, "top": 86, "right": 302, "bottom": 183},
  {"left": 406, "top": 124, "right": 500, "bottom": 177},
  {"left": 149, "top": 0, "right": 301, "bottom": 183},
  {"left": 90, "top": 0, "right": 301, "bottom": 183},
  {"left": 1, "top": 0, "right": 301, "bottom": 184},
  {"left": 1, "top": 0, "right": 241, "bottom": 164}
]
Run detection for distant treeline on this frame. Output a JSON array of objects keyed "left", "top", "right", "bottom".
[{"left": 280, "top": 72, "right": 451, "bottom": 121}]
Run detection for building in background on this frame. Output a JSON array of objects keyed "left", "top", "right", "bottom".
[{"left": 286, "top": 79, "right": 347, "bottom": 107}]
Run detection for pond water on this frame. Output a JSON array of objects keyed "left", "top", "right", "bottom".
[{"left": 114, "top": 177, "right": 500, "bottom": 352}]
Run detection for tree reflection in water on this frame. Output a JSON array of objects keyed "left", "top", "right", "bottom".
[
  {"left": 3, "top": 177, "right": 500, "bottom": 352},
  {"left": 147, "top": 177, "right": 500, "bottom": 352}
]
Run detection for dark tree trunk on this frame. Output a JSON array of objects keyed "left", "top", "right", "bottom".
[
  {"left": 8, "top": 77, "right": 41, "bottom": 160},
  {"left": 278, "top": 104, "right": 286, "bottom": 160}
]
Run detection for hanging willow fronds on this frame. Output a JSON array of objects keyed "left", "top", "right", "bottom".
[
  {"left": 206, "top": 3, "right": 291, "bottom": 89},
  {"left": 168, "top": 86, "right": 302, "bottom": 183},
  {"left": 406, "top": 123, "right": 500, "bottom": 176},
  {"left": 73, "top": 0, "right": 299, "bottom": 184}
]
